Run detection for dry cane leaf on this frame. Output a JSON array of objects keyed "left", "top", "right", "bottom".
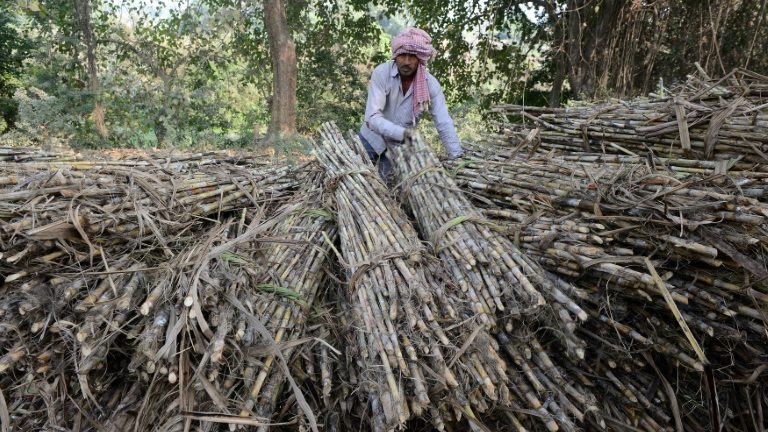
[{"left": 0, "top": 385, "right": 8, "bottom": 432}]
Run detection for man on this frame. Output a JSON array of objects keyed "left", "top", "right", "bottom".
[{"left": 359, "top": 27, "right": 464, "bottom": 182}]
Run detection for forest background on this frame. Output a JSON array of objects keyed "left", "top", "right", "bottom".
[{"left": 1, "top": 0, "right": 767, "bottom": 152}]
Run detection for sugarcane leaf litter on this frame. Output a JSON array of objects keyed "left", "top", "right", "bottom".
[{"left": 1, "top": 69, "right": 767, "bottom": 431}]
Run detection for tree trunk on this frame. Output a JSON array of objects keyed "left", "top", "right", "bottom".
[
  {"left": 547, "top": 1, "right": 566, "bottom": 107},
  {"left": 565, "top": 0, "right": 587, "bottom": 99},
  {"left": 549, "top": 53, "right": 566, "bottom": 107},
  {"left": 75, "top": 0, "right": 107, "bottom": 139},
  {"left": 565, "top": 0, "right": 624, "bottom": 100},
  {"left": 641, "top": 5, "right": 668, "bottom": 94},
  {"left": 263, "top": 0, "right": 297, "bottom": 142}
]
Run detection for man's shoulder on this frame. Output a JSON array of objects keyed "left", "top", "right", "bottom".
[{"left": 372, "top": 61, "right": 395, "bottom": 76}]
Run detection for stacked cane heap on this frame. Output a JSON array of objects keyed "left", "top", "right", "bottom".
[
  {"left": 0, "top": 157, "right": 338, "bottom": 430},
  {"left": 446, "top": 139, "right": 768, "bottom": 431},
  {"left": 313, "top": 122, "right": 512, "bottom": 431}
]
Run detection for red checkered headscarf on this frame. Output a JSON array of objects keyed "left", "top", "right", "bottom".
[{"left": 392, "top": 27, "right": 435, "bottom": 121}]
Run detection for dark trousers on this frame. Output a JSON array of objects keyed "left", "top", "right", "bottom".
[{"left": 358, "top": 133, "right": 394, "bottom": 184}]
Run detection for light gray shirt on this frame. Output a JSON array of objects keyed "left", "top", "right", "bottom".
[{"left": 359, "top": 60, "right": 463, "bottom": 158}]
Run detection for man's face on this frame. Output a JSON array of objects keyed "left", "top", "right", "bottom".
[{"left": 395, "top": 53, "right": 419, "bottom": 78}]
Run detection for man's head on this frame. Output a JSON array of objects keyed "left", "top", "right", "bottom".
[
  {"left": 395, "top": 53, "right": 419, "bottom": 78},
  {"left": 391, "top": 27, "right": 434, "bottom": 77}
]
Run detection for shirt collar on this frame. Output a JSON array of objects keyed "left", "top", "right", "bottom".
[{"left": 389, "top": 60, "right": 399, "bottom": 78}]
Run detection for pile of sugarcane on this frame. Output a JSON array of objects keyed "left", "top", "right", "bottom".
[
  {"left": 3, "top": 105, "right": 767, "bottom": 432},
  {"left": 1, "top": 146, "right": 78, "bottom": 162},
  {"left": 491, "top": 68, "right": 768, "bottom": 166},
  {"left": 389, "top": 129, "right": 550, "bottom": 322},
  {"left": 383, "top": 129, "right": 700, "bottom": 431},
  {"left": 313, "top": 123, "right": 514, "bottom": 431},
  {"left": 0, "top": 155, "right": 346, "bottom": 430},
  {"left": 445, "top": 144, "right": 768, "bottom": 431},
  {"left": 1, "top": 160, "right": 307, "bottom": 278},
  {"left": 127, "top": 187, "right": 337, "bottom": 431},
  {"left": 0, "top": 146, "right": 273, "bottom": 173},
  {"left": 384, "top": 127, "right": 587, "bottom": 351}
]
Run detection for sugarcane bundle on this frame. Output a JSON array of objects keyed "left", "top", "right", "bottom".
[
  {"left": 460, "top": 139, "right": 768, "bottom": 178},
  {"left": 313, "top": 122, "right": 512, "bottom": 431},
  {"left": 132, "top": 185, "right": 336, "bottom": 431},
  {"left": 325, "top": 295, "right": 373, "bottom": 430},
  {"left": 487, "top": 242, "right": 761, "bottom": 428},
  {"left": 484, "top": 182, "right": 768, "bottom": 377},
  {"left": 0, "top": 218, "right": 201, "bottom": 431},
  {"left": 1, "top": 145, "right": 79, "bottom": 162},
  {"left": 380, "top": 129, "right": 585, "bottom": 352},
  {"left": 226, "top": 196, "right": 336, "bottom": 431},
  {"left": 387, "top": 130, "right": 706, "bottom": 431},
  {"left": 341, "top": 126, "right": 683, "bottom": 430},
  {"left": 0, "top": 158, "right": 318, "bottom": 429},
  {"left": 500, "top": 333, "right": 692, "bottom": 432},
  {"left": 447, "top": 153, "right": 767, "bottom": 320},
  {"left": 389, "top": 131, "right": 546, "bottom": 319},
  {"left": 288, "top": 283, "right": 356, "bottom": 432},
  {"left": 0, "top": 161, "right": 312, "bottom": 284},
  {"left": 0, "top": 145, "right": 272, "bottom": 169},
  {"left": 0, "top": 255, "right": 152, "bottom": 431},
  {"left": 0, "top": 173, "right": 338, "bottom": 430},
  {"left": 448, "top": 153, "right": 768, "bottom": 230},
  {"left": 491, "top": 68, "right": 768, "bottom": 165},
  {"left": 447, "top": 152, "right": 768, "bottom": 430}
]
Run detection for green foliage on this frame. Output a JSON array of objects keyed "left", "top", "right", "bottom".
[
  {"left": 292, "top": 2, "right": 386, "bottom": 133},
  {"left": 348, "top": 0, "right": 548, "bottom": 108},
  {"left": 418, "top": 102, "right": 488, "bottom": 155},
  {"left": 270, "top": 134, "right": 314, "bottom": 163},
  {"left": 9, "top": 0, "right": 497, "bottom": 148},
  {"left": 213, "top": 0, "right": 388, "bottom": 133},
  {"left": 0, "top": 3, "right": 33, "bottom": 132},
  {"left": 16, "top": 86, "right": 90, "bottom": 148},
  {"left": 5, "top": 1, "right": 105, "bottom": 145},
  {"left": 7, "top": 0, "right": 766, "bottom": 149},
  {"left": 13, "top": 86, "right": 76, "bottom": 144},
  {"left": 10, "top": 0, "right": 273, "bottom": 148},
  {"left": 652, "top": 0, "right": 768, "bottom": 84},
  {"left": 102, "top": 2, "right": 264, "bottom": 146}
]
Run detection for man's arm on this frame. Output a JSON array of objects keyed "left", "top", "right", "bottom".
[
  {"left": 428, "top": 77, "right": 463, "bottom": 158},
  {"left": 364, "top": 65, "right": 407, "bottom": 142}
]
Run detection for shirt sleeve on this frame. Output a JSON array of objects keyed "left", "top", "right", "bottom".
[
  {"left": 364, "top": 65, "right": 407, "bottom": 142},
  {"left": 428, "top": 77, "right": 463, "bottom": 158}
]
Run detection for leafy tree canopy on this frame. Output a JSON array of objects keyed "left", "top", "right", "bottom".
[
  {"left": 2, "top": 0, "right": 766, "bottom": 147},
  {"left": 0, "top": 2, "right": 34, "bottom": 131}
]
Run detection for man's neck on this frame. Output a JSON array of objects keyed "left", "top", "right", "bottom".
[{"left": 401, "top": 75, "right": 414, "bottom": 95}]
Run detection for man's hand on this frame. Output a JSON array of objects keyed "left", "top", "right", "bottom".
[
  {"left": 403, "top": 128, "right": 414, "bottom": 142},
  {"left": 447, "top": 150, "right": 465, "bottom": 160}
]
